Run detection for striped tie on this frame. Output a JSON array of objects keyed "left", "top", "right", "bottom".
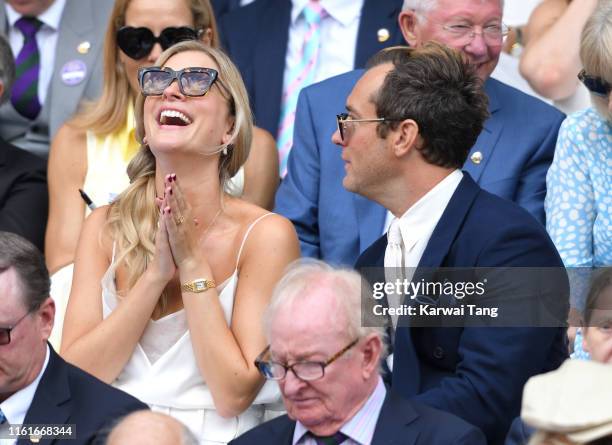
[
  {"left": 309, "top": 431, "right": 347, "bottom": 445},
  {"left": 277, "top": 1, "right": 325, "bottom": 176},
  {"left": 10, "top": 16, "right": 43, "bottom": 120}
]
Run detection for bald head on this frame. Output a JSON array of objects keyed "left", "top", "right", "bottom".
[{"left": 106, "top": 411, "right": 198, "bottom": 445}]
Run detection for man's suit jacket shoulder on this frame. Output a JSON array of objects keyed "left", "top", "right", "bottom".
[
  {"left": 20, "top": 347, "right": 147, "bottom": 445},
  {"left": 229, "top": 389, "right": 486, "bottom": 445},
  {"left": 219, "top": 0, "right": 403, "bottom": 135},
  {"left": 0, "top": 137, "right": 47, "bottom": 251}
]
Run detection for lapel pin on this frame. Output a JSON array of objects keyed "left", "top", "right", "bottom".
[
  {"left": 470, "top": 151, "right": 483, "bottom": 164},
  {"left": 77, "top": 41, "right": 91, "bottom": 54},
  {"left": 61, "top": 60, "right": 88, "bottom": 86},
  {"left": 377, "top": 28, "right": 390, "bottom": 43}
]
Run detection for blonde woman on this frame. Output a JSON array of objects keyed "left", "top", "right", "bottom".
[
  {"left": 60, "top": 41, "right": 299, "bottom": 443},
  {"left": 46, "top": 0, "right": 279, "bottom": 347}
]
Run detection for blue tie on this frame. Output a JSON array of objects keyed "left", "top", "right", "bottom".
[{"left": 0, "top": 407, "right": 7, "bottom": 424}]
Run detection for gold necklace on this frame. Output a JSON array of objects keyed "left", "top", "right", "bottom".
[{"left": 199, "top": 207, "right": 223, "bottom": 244}]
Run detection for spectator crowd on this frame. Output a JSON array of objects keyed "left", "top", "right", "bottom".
[{"left": 0, "top": 0, "right": 610, "bottom": 444}]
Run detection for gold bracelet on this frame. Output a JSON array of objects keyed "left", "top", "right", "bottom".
[{"left": 181, "top": 278, "right": 216, "bottom": 293}]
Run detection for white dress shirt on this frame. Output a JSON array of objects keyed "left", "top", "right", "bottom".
[
  {"left": 0, "top": 346, "right": 50, "bottom": 445},
  {"left": 5, "top": 0, "right": 67, "bottom": 105},
  {"left": 285, "top": 0, "right": 364, "bottom": 85}
]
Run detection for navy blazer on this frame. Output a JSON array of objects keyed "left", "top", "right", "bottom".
[
  {"left": 17, "top": 346, "right": 147, "bottom": 445},
  {"left": 219, "top": 0, "right": 404, "bottom": 136},
  {"left": 229, "top": 389, "right": 486, "bottom": 445},
  {"left": 355, "top": 174, "right": 568, "bottom": 445},
  {"left": 274, "top": 71, "right": 565, "bottom": 266},
  {"left": 0, "top": 136, "right": 47, "bottom": 251}
]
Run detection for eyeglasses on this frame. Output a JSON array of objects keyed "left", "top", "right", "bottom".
[
  {"left": 139, "top": 67, "right": 219, "bottom": 97},
  {"left": 117, "top": 26, "right": 200, "bottom": 60},
  {"left": 440, "top": 22, "right": 509, "bottom": 46},
  {"left": 578, "top": 70, "right": 612, "bottom": 97},
  {"left": 0, "top": 311, "right": 31, "bottom": 346},
  {"left": 254, "top": 339, "right": 359, "bottom": 381},
  {"left": 336, "top": 113, "right": 403, "bottom": 142}
]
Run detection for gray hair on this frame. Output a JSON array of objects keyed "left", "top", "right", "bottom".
[
  {"left": 402, "top": 0, "right": 505, "bottom": 22},
  {"left": 264, "top": 259, "right": 388, "bottom": 360},
  {"left": 0, "top": 232, "right": 50, "bottom": 312},
  {"left": 0, "top": 35, "right": 15, "bottom": 105}
]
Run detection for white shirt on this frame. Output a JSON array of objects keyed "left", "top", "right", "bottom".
[
  {"left": 293, "top": 377, "right": 387, "bottom": 445},
  {"left": 387, "top": 170, "right": 464, "bottom": 270},
  {"left": 5, "top": 0, "right": 67, "bottom": 105},
  {"left": 285, "top": 0, "right": 364, "bottom": 85},
  {"left": 0, "top": 346, "right": 50, "bottom": 445}
]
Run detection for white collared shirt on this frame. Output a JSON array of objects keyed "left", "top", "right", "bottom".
[
  {"left": 285, "top": 0, "right": 364, "bottom": 85},
  {"left": 0, "top": 346, "right": 50, "bottom": 445},
  {"left": 385, "top": 170, "right": 464, "bottom": 269},
  {"left": 5, "top": 0, "right": 67, "bottom": 105},
  {"left": 293, "top": 376, "right": 387, "bottom": 445}
]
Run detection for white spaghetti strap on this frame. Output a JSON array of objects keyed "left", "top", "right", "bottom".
[{"left": 235, "top": 213, "right": 274, "bottom": 266}]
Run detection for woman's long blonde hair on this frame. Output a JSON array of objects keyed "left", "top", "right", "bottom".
[
  {"left": 71, "top": 0, "right": 219, "bottom": 135},
  {"left": 106, "top": 41, "right": 253, "bottom": 300}
]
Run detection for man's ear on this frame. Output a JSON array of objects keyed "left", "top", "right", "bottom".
[
  {"left": 389, "top": 119, "right": 420, "bottom": 158},
  {"left": 0, "top": 82, "right": 4, "bottom": 101},
  {"left": 37, "top": 297, "right": 55, "bottom": 341},
  {"left": 360, "top": 334, "right": 382, "bottom": 379},
  {"left": 398, "top": 10, "right": 420, "bottom": 47}
]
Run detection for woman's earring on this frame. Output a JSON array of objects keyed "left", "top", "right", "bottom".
[{"left": 222, "top": 146, "right": 228, "bottom": 156}]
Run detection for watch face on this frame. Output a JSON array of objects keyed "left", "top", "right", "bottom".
[{"left": 194, "top": 280, "right": 207, "bottom": 291}]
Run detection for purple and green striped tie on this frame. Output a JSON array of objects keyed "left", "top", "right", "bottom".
[
  {"left": 10, "top": 16, "right": 44, "bottom": 120},
  {"left": 309, "top": 431, "right": 348, "bottom": 445}
]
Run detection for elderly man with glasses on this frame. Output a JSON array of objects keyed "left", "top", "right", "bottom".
[
  {"left": 0, "top": 231, "right": 147, "bottom": 444},
  {"left": 229, "top": 259, "right": 486, "bottom": 445}
]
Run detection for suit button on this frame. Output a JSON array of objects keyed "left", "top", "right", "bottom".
[{"left": 433, "top": 346, "right": 445, "bottom": 359}]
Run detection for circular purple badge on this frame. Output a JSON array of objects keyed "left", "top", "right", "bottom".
[{"left": 60, "top": 60, "right": 87, "bottom": 86}]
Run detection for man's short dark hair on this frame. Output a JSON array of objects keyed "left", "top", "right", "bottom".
[
  {"left": 0, "top": 232, "right": 50, "bottom": 311},
  {"left": 367, "top": 42, "right": 490, "bottom": 169}
]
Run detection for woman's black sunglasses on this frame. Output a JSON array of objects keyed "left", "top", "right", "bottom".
[
  {"left": 117, "top": 26, "right": 200, "bottom": 60},
  {"left": 138, "top": 67, "right": 219, "bottom": 97},
  {"left": 578, "top": 69, "right": 612, "bottom": 97}
]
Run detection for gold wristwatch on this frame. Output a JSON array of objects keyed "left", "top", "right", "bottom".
[{"left": 181, "top": 278, "right": 216, "bottom": 293}]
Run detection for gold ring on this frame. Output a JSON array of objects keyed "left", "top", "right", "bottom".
[{"left": 175, "top": 215, "right": 185, "bottom": 226}]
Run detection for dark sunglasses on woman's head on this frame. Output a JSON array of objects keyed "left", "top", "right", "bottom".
[
  {"left": 578, "top": 70, "right": 612, "bottom": 97},
  {"left": 117, "top": 26, "right": 200, "bottom": 60},
  {"left": 139, "top": 66, "right": 219, "bottom": 97}
]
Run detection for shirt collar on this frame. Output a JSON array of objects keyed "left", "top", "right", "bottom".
[
  {"left": 0, "top": 345, "right": 50, "bottom": 425},
  {"left": 290, "top": 0, "right": 363, "bottom": 27},
  {"left": 5, "top": 0, "right": 67, "bottom": 31},
  {"left": 293, "top": 376, "right": 387, "bottom": 445},
  {"left": 395, "top": 170, "right": 463, "bottom": 250}
]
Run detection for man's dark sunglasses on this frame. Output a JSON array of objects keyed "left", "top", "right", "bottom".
[
  {"left": 139, "top": 67, "right": 219, "bottom": 97},
  {"left": 578, "top": 70, "right": 612, "bottom": 97},
  {"left": 0, "top": 311, "right": 31, "bottom": 345},
  {"left": 117, "top": 26, "right": 200, "bottom": 60}
]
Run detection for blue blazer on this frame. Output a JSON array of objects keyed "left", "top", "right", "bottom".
[
  {"left": 18, "top": 346, "right": 147, "bottom": 445},
  {"left": 218, "top": 0, "right": 404, "bottom": 136},
  {"left": 355, "top": 174, "right": 568, "bottom": 445},
  {"left": 274, "top": 70, "right": 565, "bottom": 266},
  {"left": 229, "top": 389, "right": 486, "bottom": 445}
]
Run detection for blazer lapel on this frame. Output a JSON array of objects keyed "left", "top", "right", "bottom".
[
  {"left": 253, "top": 0, "right": 291, "bottom": 134},
  {"left": 354, "top": 0, "right": 404, "bottom": 68},
  {"left": 48, "top": 0, "right": 97, "bottom": 134},
  {"left": 417, "top": 174, "right": 480, "bottom": 268},
  {"left": 463, "top": 78, "right": 503, "bottom": 184},
  {"left": 19, "top": 347, "right": 72, "bottom": 445},
  {"left": 354, "top": 194, "right": 387, "bottom": 257},
  {"left": 372, "top": 391, "right": 420, "bottom": 445}
]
